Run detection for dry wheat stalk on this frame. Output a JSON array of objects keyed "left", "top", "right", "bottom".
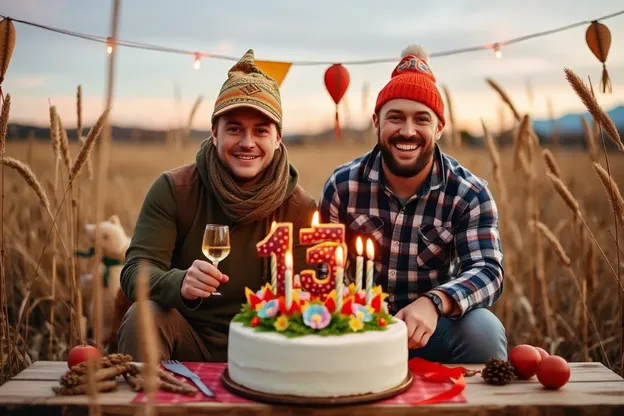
[
  {"left": 547, "top": 172, "right": 579, "bottom": 213},
  {"left": 547, "top": 171, "right": 623, "bottom": 292},
  {"left": 0, "top": 93, "right": 9, "bottom": 381},
  {"left": 536, "top": 219, "right": 609, "bottom": 366},
  {"left": 443, "top": 86, "right": 460, "bottom": 147},
  {"left": 76, "top": 85, "right": 83, "bottom": 139},
  {"left": 534, "top": 221, "right": 571, "bottom": 267},
  {"left": 49, "top": 106, "right": 60, "bottom": 162},
  {"left": 586, "top": 239, "right": 597, "bottom": 293},
  {"left": 581, "top": 116, "right": 599, "bottom": 162},
  {"left": 136, "top": 262, "right": 159, "bottom": 412},
  {"left": 564, "top": 68, "right": 623, "bottom": 151},
  {"left": 2, "top": 156, "right": 50, "bottom": 211},
  {"left": 56, "top": 113, "right": 72, "bottom": 174},
  {"left": 542, "top": 149, "right": 562, "bottom": 178},
  {"left": 513, "top": 116, "right": 530, "bottom": 171},
  {"left": 593, "top": 162, "right": 624, "bottom": 231},
  {"left": 70, "top": 108, "right": 109, "bottom": 182},
  {"left": 0, "top": 93, "right": 9, "bottom": 156},
  {"left": 486, "top": 78, "right": 521, "bottom": 121}
]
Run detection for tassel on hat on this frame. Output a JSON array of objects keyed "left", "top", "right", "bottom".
[{"left": 375, "top": 44, "right": 445, "bottom": 126}]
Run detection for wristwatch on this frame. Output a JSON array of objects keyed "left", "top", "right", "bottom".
[{"left": 422, "top": 292, "right": 445, "bottom": 318}]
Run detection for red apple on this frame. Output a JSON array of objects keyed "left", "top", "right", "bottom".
[
  {"left": 67, "top": 345, "right": 102, "bottom": 369},
  {"left": 537, "top": 355, "right": 570, "bottom": 389},
  {"left": 535, "top": 347, "right": 549, "bottom": 360},
  {"left": 508, "top": 344, "right": 542, "bottom": 379}
]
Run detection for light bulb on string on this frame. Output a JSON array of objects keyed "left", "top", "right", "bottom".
[
  {"left": 194, "top": 53, "right": 201, "bottom": 69},
  {"left": 493, "top": 43, "right": 502, "bottom": 59},
  {"left": 106, "top": 37, "right": 114, "bottom": 55}
]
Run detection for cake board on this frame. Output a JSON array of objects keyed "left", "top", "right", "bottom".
[{"left": 221, "top": 368, "right": 414, "bottom": 407}]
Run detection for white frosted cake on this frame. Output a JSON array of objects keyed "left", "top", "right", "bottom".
[{"left": 227, "top": 284, "right": 409, "bottom": 398}]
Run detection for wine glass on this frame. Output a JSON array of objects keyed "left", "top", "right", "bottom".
[{"left": 202, "top": 224, "right": 230, "bottom": 296}]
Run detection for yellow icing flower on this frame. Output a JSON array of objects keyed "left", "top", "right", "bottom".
[
  {"left": 274, "top": 315, "right": 290, "bottom": 332},
  {"left": 349, "top": 315, "right": 364, "bottom": 332}
]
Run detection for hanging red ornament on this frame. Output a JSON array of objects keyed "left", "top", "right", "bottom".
[
  {"left": 585, "top": 20, "right": 612, "bottom": 94},
  {"left": 324, "top": 64, "right": 350, "bottom": 139}
]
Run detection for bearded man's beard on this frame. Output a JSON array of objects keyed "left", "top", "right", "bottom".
[{"left": 377, "top": 132, "right": 435, "bottom": 178}]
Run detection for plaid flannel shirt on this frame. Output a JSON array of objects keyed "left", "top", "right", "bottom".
[{"left": 319, "top": 144, "right": 504, "bottom": 316}]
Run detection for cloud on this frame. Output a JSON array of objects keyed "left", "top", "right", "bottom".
[{"left": 9, "top": 76, "right": 47, "bottom": 89}]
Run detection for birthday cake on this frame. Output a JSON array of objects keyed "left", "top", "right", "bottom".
[{"left": 226, "top": 215, "right": 409, "bottom": 398}]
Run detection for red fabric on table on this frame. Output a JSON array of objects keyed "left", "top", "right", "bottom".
[{"left": 132, "top": 361, "right": 466, "bottom": 405}]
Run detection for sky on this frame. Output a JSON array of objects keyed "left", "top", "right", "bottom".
[{"left": 2, "top": 0, "right": 624, "bottom": 136}]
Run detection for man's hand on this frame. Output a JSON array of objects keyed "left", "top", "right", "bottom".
[
  {"left": 394, "top": 296, "right": 440, "bottom": 349},
  {"left": 181, "top": 259, "right": 229, "bottom": 300}
]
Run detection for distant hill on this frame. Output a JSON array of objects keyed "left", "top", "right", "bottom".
[{"left": 532, "top": 105, "right": 624, "bottom": 136}]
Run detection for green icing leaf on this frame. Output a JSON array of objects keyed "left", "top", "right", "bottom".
[{"left": 232, "top": 304, "right": 397, "bottom": 338}]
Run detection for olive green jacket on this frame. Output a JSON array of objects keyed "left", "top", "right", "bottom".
[{"left": 120, "top": 141, "right": 317, "bottom": 360}]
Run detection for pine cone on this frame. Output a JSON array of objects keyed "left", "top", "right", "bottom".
[{"left": 481, "top": 357, "right": 515, "bottom": 386}]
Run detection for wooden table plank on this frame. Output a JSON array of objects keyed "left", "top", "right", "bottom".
[
  {"left": 12, "top": 361, "right": 624, "bottom": 383},
  {"left": 1, "top": 361, "right": 623, "bottom": 415}
]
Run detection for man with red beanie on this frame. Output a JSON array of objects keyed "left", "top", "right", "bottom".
[{"left": 319, "top": 45, "right": 507, "bottom": 363}]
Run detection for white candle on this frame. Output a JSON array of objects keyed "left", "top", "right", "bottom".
[
  {"left": 335, "top": 246, "right": 344, "bottom": 312},
  {"left": 365, "top": 239, "right": 374, "bottom": 305},
  {"left": 355, "top": 237, "right": 363, "bottom": 291},
  {"left": 270, "top": 253, "right": 277, "bottom": 294},
  {"left": 285, "top": 251, "right": 293, "bottom": 310}
]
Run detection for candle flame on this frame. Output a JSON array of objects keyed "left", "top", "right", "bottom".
[
  {"left": 285, "top": 251, "right": 293, "bottom": 269},
  {"left": 366, "top": 239, "right": 374, "bottom": 260},
  {"left": 271, "top": 221, "right": 277, "bottom": 231},
  {"left": 311, "top": 211, "right": 319, "bottom": 226},
  {"left": 356, "top": 236, "right": 363, "bottom": 256},
  {"left": 336, "top": 245, "right": 344, "bottom": 267}
]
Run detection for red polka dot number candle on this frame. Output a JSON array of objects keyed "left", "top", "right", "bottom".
[
  {"left": 299, "top": 211, "right": 347, "bottom": 298},
  {"left": 256, "top": 222, "right": 293, "bottom": 295}
]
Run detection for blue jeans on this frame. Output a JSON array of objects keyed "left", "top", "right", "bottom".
[{"left": 408, "top": 307, "right": 507, "bottom": 364}]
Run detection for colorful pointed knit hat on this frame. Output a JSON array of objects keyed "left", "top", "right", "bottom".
[
  {"left": 374, "top": 45, "right": 445, "bottom": 127},
  {"left": 211, "top": 49, "right": 283, "bottom": 134}
]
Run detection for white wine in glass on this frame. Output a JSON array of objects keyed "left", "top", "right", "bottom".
[{"left": 202, "top": 224, "right": 230, "bottom": 296}]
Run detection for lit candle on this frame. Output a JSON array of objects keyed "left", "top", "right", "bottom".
[
  {"left": 365, "top": 239, "right": 374, "bottom": 305},
  {"left": 335, "top": 246, "right": 344, "bottom": 312},
  {"left": 270, "top": 253, "right": 277, "bottom": 294},
  {"left": 355, "top": 236, "right": 363, "bottom": 292},
  {"left": 285, "top": 251, "right": 293, "bottom": 310},
  {"left": 257, "top": 221, "right": 292, "bottom": 295}
]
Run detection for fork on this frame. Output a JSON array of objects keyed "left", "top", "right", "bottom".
[{"left": 161, "top": 360, "right": 214, "bottom": 397}]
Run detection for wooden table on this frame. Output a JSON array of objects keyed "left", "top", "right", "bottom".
[{"left": 0, "top": 361, "right": 623, "bottom": 415}]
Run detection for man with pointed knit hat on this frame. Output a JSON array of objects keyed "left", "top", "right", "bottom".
[
  {"left": 117, "top": 50, "right": 317, "bottom": 362},
  {"left": 319, "top": 45, "right": 507, "bottom": 363}
]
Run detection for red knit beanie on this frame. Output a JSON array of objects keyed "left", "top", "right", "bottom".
[{"left": 375, "top": 45, "right": 445, "bottom": 127}]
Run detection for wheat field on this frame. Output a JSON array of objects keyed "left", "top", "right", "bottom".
[{"left": 1, "top": 76, "right": 624, "bottom": 384}]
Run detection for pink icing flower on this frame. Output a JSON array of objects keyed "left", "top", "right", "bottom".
[{"left": 302, "top": 304, "right": 331, "bottom": 329}]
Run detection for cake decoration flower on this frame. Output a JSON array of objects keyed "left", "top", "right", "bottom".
[
  {"left": 302, "top": 304, "right": 331, "bottom": 329},
  {"left": 351, "top": 304, "right": 372, "bottom": 322},
  {"left": 274, "top": 315, "right": 290, "bottom": 332},
  {"left": 257, "top": 299, "right": 280, "bottom": 318},
  {"left": 349, "top": 315, "right": 364, "bottom": 332}
]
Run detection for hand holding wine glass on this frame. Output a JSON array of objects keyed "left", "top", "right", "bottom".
[
  {"left": 180, "top": 224, "right": 230, "bottom": 301},
  {"left": 201, "top": 224, "right": 231, "bottom": 296}
]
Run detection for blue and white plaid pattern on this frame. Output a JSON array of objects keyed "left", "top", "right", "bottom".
[{"left": 319, "top": 144, "right": 504, "bottom": 316}]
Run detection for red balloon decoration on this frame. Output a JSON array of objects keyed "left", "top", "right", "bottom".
[{"left": 324, "top": 64, "right": 350, "bottom": 139}]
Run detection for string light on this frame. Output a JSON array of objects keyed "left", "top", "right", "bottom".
[
  {"left": 493, "top": 43, "right": 502, "bottom": 59},
  {"left": 106, "top": 37, "right": 113, "bottom": 55},
  {"left": 1, "top": 9, "right": 623, "bottom": 66},
  {"left": 194, "top": 53, "right": 201, "bottom": 69}
]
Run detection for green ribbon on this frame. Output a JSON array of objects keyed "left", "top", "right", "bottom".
[{"left": 75, "top": 247, "right": 123, "bottom": 288}]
